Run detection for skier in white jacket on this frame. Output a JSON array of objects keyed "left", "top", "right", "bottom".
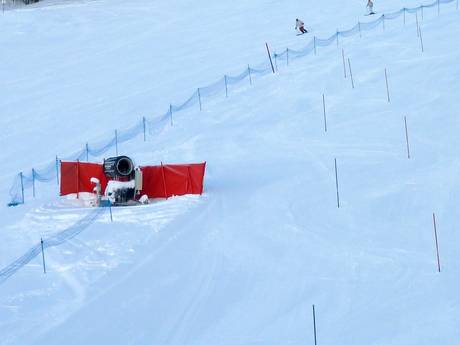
[{"left": 295, "top": 19, "right": 308, "bottom": 34}]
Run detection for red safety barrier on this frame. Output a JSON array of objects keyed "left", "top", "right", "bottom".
[{"left": 60, "top": 161, "right": 206, "bottom": 198}]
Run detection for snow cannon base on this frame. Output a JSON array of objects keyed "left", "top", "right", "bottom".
[{"left": 60, "top": 157, "right": 206, "bottom": 207}]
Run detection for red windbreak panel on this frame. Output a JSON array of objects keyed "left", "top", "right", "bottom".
[{"left": 60, "top": 161, "right": 206, "bottom": 198}]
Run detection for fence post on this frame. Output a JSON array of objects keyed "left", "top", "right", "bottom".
[
  {"left": 20, "top": 172, "right": 24, "bottom": 204},
  {"left": 224, "top": 75, "right": 228, "bottom": 98},
  {"left": 265, "top": 42, "right": 275, "bottom": 74},
  {"left": 314, "top": 36, "right": 317, "bottom": 55},
  {"left": 115, "top": 130, "right": 118, "bottom": 156},
  {"left": 40, "top": 238, "right": 46, "bottom": 274},
  {"left": 197, "top": 88, "right": 202, "bottom": 111},
  {"left": 248, "top": 65, "right": 252, "bottom": 85},
  {"left": 86, "top": 143, "right": 89, "bottom": 161},
  {"left": 32, "top": 168, "right": 36, "bottom": 198},
  {"left": 348, "top": 58, "right": 354, "bottom": 89},
  {"left": 142, "top": 116, "right": 146, "bottom": 141},
  {"left": 169, "top": 104, "right": 173, "bottom": 126},
  {"left": 286, "top": 48, "right": 289, "bottom": 66},
  {"left": 385, "top": 68, "right": 390, "bottom": 103},
  {"left": 55, "top": 156, "right": 59, "bottom": 185}
]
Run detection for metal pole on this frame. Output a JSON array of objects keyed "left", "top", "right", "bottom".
[
  {"left": 416, "top": 12, "right": 420, "bottom": 37},
  {"left": 312, "top": 305, "right": 318, "bottom": 345},
  {"left": 404, "top": 116, "right": 411, "bottom": 159},
  {"left": 419, "top": 27, "right": 424, "bottom": 53},
  {"left": 433, "top": 213, "right": 441, "bottom": 272},
  {"left": 20, "top": 172, "right": 25, "bottom": 204},
  {"left": 342, "top": 49, "right": 347, "bottom": 78},
  {"left": 358, "top": 22, "right": 362, "bottom": 38},
  {"left": 248, "top": 65, "right": 252, "bottom": 85},
  {"left": 274, "top": 53, "right": 278, "bottom": 72},
  {"left": 32, "top": 168, "right": 36, "bottom": 198},
  {"left": 382, "top": 14, "right": 385, "bottom": 31},
  {"left": 86, "top": 143, "right": 89, "bottom": 161},
  {"left": 55, "top": 156, "right": 59, "bottom": 185},
  {"left": 115, "top": 130, "right": 118, "bottom": 156},
  {"left": 348, "top": 58, "right": 354, "bottom": 89},
  {"left": 286, "top": 48, "right": 289, "bottom": 66},
  {"left": 403, "top": 8, "right": 406, "bottom": 26},
  {"left": 334, "top": 158, "right": 340, "bottom": 208},
  {"left": 265, "top": 42, "right": 275, "bottom": 74},
  {"left": 142, "top": 116, "right": 146, "bottom": 141},
  {"left": 40, "top": 238, "right": 46, "bottom": 274},
  {"left": 322, "top": 94, "right": 327, "bottom": 132},
  {"left": 224, "top": 75, "right": 228, "bottom": 97},
  {"left": 197, "top": 88, "right": 202, "bottom": 110},
  {"left": 109, "top": 201, "right": 113, "bottom": 222},
  {"left": 385, "top": 68, "right": 390, "bottom": 103}
]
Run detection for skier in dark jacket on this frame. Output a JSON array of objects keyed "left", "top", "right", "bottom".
[{"left": 295, "top": 19, "right": 308, "bottom": 34}]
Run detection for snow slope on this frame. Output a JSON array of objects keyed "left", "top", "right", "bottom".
[{"left": 1, "top": 0, "right": 460, "bottom": 344}]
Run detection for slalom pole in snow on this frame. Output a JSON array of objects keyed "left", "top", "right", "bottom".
[
  {"left": 86, "top": 143, "right": 89, "bottom": 161},
  {"left": 40, "top": 238, "right": 46, "bottom": 274},
  {"left": 404, "top": 116, "right": 411, "bottom": 159},
  {"left": 286, "top": 48, "right": 289, "bottom": 66},
  {"left": 347, "top": 58, "right": 354, "bottom": 89},
  {"left": 342, "top": 49, "right": 347, "bottom": 79},
  {"left": 312, "top": 304, "right": 318, "bottom": 345},
  {"left": 322, "top": 94, "right": 327, "bottom": 132},
  {"left": 385, "top": 68, "right": 390, "bottom": 103},
  {"left": 418, "top": 26, "right": 424, "bottom": 53},
  {"left": 265, "top": 43, "right": 275, "bottom": 74},
  {"left": 334, "top": 158, "right": 340, "bottom": 208},
  {"left": 224, "top": 75, "right": 228, "bottom": 98},
  {"left": 433, "top": 213, "right": 441, "bottom": 272}
]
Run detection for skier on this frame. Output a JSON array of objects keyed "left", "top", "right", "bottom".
[
  {"left": 366, "top": 0, "right": 375, "bottom": 15},
  {"left": 295, "top": 18, "right": 308, "bottom": 34}
]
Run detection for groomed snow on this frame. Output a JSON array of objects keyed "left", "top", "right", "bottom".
[{"left": 1, "top": 0, "right": 460, "bottom": 344}]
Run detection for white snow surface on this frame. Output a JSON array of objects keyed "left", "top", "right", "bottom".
[{"left": 1, "top": 0, "right": 460, "bottom": 344}]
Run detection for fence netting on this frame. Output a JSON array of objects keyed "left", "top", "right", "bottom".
[{"left": 7, "top": 0, "right": 457, "bottom": 206}]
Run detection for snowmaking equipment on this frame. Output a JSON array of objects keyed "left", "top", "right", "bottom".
[{"left": 59, "top": 156, "right": 206, "bottom": 206}]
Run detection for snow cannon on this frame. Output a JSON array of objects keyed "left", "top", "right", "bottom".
[
  {"left": 103, "top": 156, "right": 134, "bottom": 179},
  {"left": 59, "top": 156, "right": 206, "bottom": 207}
]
